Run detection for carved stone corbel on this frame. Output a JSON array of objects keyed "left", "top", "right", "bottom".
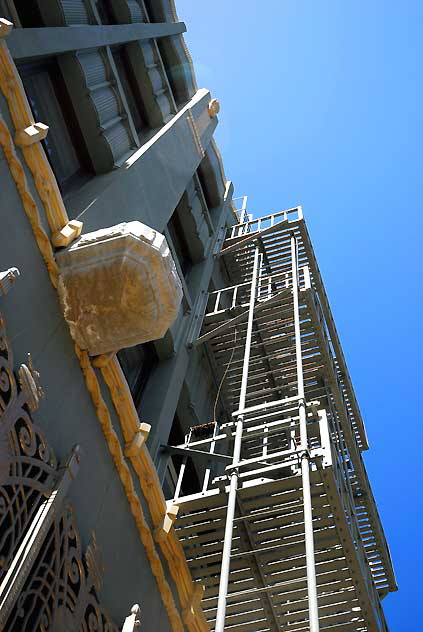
[
  {"left": 51, "top": 218, "right": 83, "bottom": 248},
  {"left": 15, "top": 122, "right": 49, "bottom": 147},
  {"left": 0, "top": 17, "right": 13, "bottom": 38},
  {"left": 182, "top": 584, "right": 205, "bottom": 627},
  {"left": 208, "top": 98, "right": 220, "bottom": 118},
  {"left": 56, "top": 221, "right": 183, "bottom": 355},
  {"left": 125, "top": 423, "right": 151, "bottom": 457},
  {"left": 154, "top": 502, "right": 179, "bottom": 542}
]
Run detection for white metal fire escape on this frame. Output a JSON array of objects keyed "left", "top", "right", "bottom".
[{"left": 164, "top": 204, "right": 396, "bottom": 632}]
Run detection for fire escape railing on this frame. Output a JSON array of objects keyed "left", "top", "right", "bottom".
[{"left": 163, "top": 205, "right": 396, "bottom": 632}]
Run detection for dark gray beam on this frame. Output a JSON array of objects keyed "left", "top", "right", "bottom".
[
  {"left": 8, "top": 22, "right": 186, "bottom": 60},
  {"left": 161, "top": 444, "right": 231, "bottom": 465}
]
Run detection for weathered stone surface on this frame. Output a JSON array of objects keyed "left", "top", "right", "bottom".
[{"left": 56, "top": 222, "right": 183, "bottom": 355}]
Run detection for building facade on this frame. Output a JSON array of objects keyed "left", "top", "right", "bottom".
[{"left": 0, "top": 1, "right": 395, "bottom": 631}]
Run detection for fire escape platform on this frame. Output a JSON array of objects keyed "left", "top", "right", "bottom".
[
  {"left": 200, "top": 209, "right": 395, "bottom": 594},
  {"left": 197, "top": 289, "right": 395, "bottom": 597},
  {"left": 173, "top": 467, "right": 386, "bottom": 632},
  {"left": 218, "top": 208, "right": 368, "bottom": 453},
  {"left": 168, "top": 206, "right": 396, "bottom": 631}
]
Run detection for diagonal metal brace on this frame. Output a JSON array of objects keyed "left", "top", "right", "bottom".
[
  {"left": 162, "top": 444, "right": 231, "bottom": 465},
  {"left": 193, "top": 287, "right": 291, "bottom": 347}
]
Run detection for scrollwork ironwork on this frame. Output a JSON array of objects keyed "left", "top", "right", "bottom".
[
  {"left": 5, "top": 508, "right": 118, "bottom": 632},
  {"left": 0, "top": 312, "right": 56, "bottom": 587},
  {"left": 0, "top": 309, "right": 117, "bottom": 631}
]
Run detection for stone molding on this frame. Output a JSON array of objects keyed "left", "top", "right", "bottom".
[
  {"left": 100, "top": 357, "right": 209, "bottom": 632},
  {"left": 207, "top": 98, "right": 220, "bottom": 118},
  {"left": 0, "top": 20, "right": 81, "bottom": 246},
  {"left": 75, "top": 346, "right": 184, "bottom": 632},
  {"left": 0, "top": 24, "right": 209, "bottom": 632},
  {"left": 0, "top": 113, "right": 60, "bottom": 287}
]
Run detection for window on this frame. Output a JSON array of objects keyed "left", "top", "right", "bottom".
[
  {"left": 167, "top": 207, "right": 193, "bottom": 277},
  {"left": 118, "top": 342, "right": 157, "bottom": 408},
  {"left": 164, "top": 414, "right": 201, "bottom": 498},
  {"left": 111, "top": 46, "right": 147, "bottom": 135},
  {"left": 11, "top": 0, "right": 42, "bottom": 27},
  {"left": 95, "top": 0, "right": 113, "bottom": 24},
  {"left": 19, "top": 59, "right": 92, "bottom": 195}
]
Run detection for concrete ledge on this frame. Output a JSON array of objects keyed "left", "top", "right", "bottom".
[{"left": 8, "top": 22, "right": 186, "bottom": 60}]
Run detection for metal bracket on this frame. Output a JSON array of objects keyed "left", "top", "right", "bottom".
[
  {"left": 161, "top": 444, "right": 231, "bottom": 465},
  {"left": 0, "top": 267, "right": 20, "bottom": 296}
]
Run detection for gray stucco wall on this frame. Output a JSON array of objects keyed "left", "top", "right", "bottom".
[
  {"left": 0, "top": 90, "right": 176, "bottom": 629},
  {"left": 0, "top": 48, "right": 234, "bottom": 632}
]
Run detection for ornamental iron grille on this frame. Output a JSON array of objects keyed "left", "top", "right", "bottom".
[{"left": 0, "top": 307, "right": 118, "bottom": 632}]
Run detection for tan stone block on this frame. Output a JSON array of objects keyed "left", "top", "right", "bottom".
[
  {"left": 208, "top": 98, "right": 220, "bottom": 118},
  {"left": 0, "top": 18, "right": 13, "bottom": 38},
  {"left": 125, "top": 423, "right": 151, "bottom": 457},
  {"left": 56, "top": 221, "right": 183, "bottom": 355},
  {"left": 15, "top": 122, "right": 49, "bottom": 147},
  {"left": 52, "top": 219, "right": 83, "bottom": 248}
]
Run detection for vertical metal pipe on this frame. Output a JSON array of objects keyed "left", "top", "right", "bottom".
[
  {"left": 301, "top": 454, "right": 319, "bottom": 630},
  {"left": 173, "top": 456, "right": 187, "bottom": 501},
  {"left": 202, "top": 423, "right": 218, "bottom": 492},
  {"left": 214, "top": 458, "right": 238, "bottom": 632},
  {"left": 215, "top": 245, "right": 260, "bottom": 632},
  {"left": 290, "top": 234, "right": 320, "bottom": 632}
]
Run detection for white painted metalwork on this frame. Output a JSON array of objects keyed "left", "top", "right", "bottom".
[
  {"left": 164, "top": 205, "right": 396, "bottom": 631},
  {"left": 215, "top": 245, "right": 260, "bottom": 632}
]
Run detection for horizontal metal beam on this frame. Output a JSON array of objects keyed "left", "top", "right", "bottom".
[
  {"left": 8, "top": 22, "right": 186, "bottom": 60},
  {"left": 162, "top": 444, "right": 231, "bottom": 465},
  {"left": 193, "top": 288, "right": 291, "bottom": 347},
  {"left": 231, "top": 393, "right": 300, "bottom": 417},
  {"left": 219, "top": 217, "right": 295, "bottom": 257}
]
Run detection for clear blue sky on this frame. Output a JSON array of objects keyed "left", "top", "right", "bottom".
[{"left": 179, "top": 1, "right": 422, "bottom": 628}]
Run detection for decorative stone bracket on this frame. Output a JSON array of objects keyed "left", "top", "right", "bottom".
[
  {"left": 52, "top": 219, "right": 83, "bottom": 248},
  {"left": 182, "top": 584, "right": 205, "bottom": 627},
  {"left": 154, "top": 502, "right": 179, "bottom": 542},
  {"left": 15, "top": 121, "right": 49, "bottom": 147},
  {"left": 0, "top": 17, "right": 12, "bottom": 38},
  {"left": 125, "top": 423, "right": 151, "bottom": 457},
  {"left": 56, "top": 221, "right": 183, "bottom": 355},
  {"left": 207, "top": 98, "right": 220, "bottom": 118}
]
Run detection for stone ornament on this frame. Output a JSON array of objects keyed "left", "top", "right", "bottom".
[
  {"left": 56, "top": 221, "right": 183, "bottom": 355},
  {"left": 0, "top": 17, "right": 13, "bottom": 38},
  {"left": 52, "top": 218, "right": 83, "bottom": 248},
  {"left": 208, "top": 98, "right": 220, "bottom": 118},
  {"left": 0, "top": 267, "right": 20, "bottom": 296},
  {"left": 15, "top": 122, "right": 49, "bottom": 147},
  {"left": 18, "top": 353, "right": 44, "bottom": 412}
]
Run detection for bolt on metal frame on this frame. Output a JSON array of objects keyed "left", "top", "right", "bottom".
[{"left": 164, "top": 205, "right": 396, "bottom": 631}]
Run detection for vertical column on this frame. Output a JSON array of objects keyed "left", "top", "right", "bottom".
[
  {"left": 215, "top": 245, "right": 260, "bottom": 632},
  {"left": 290, "top": 234, "right": 320, "bottom": 632}
]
